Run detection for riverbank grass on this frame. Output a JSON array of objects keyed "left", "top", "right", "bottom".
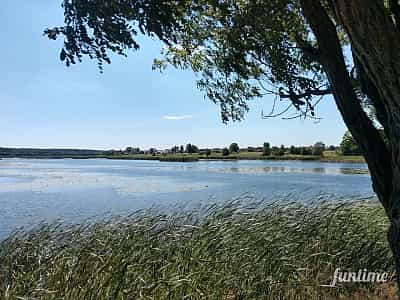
[
  {"left": 0, "top": 199, "right": 394, "bottom": 299},
  {"left": 105, "top": 151, "right": 365, "bottom": 163}
]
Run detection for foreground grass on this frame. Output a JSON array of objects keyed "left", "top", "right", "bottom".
[{"left": 0, "top": 198, "right": 395, "bottom": 299}]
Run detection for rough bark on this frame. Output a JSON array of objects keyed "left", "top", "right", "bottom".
[
  {"left": 330, "top": 0, "right": 400, "bottom": 289},
  {"left": 300, "top": 0, "right": 400, "bottom": 288},
  {"left": 332, "top": 1, "right": 400, "bottom": 140},
  {"left": 390, "top": 0, "right": 400, "bottom": 27},
  {"left": 300, "top": 0, "right": 392, "bottom": 207},
  {"left": 352, "top": 54, "right": 390, "bottom": 135}
]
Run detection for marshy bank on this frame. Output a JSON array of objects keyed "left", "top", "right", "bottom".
[
  {"left": 103, "top": 152, "right": 365, "bottom": 164},
  {"left": 0, "top": 198, "right": 396, "bottom": 299}
]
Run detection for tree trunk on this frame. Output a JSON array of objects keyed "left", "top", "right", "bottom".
[
  {"left": 299, "top": 0, "right": 393, "bottom": 206},
  {"left": 332, "top": 0, "right": 400, "bottom": 289},
  {"left": 389, "top": 182, "right": 400, "bottom": 290},
  {"left": 300, "top": 0, "right": 400, "bottom": 289}
]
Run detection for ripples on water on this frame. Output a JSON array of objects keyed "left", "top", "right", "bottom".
[
  {"left": 209, "top": 166, "right": 369, "bottom": 175},
  {"left": 0, "top": 158, "right": 372, "bottom": 239}
]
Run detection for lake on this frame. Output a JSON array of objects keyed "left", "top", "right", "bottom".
[{"left": 0, "top": 158, "right": 373, "bottom": 239}]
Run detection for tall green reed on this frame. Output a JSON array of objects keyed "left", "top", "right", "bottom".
[{"left": 0, "top": 197, "right": 395, "bottom": 299}]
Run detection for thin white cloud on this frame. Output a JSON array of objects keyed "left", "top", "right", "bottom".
[{"left": 162, "top": 115, "right": 193, "bottom": 120}]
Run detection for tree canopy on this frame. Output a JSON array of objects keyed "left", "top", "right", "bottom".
[
  {"left": 340, "top": 131, "right": 360, "bottom": 155},
  {"left": 262, "top": 142, "right": 271, "bottom": 156},
  {"left": 185, "top": 143, "right": 199, "bottom": 154},
  {"left": 312, "top": 142, "right": 325, "bottom": 156},
  {"left": 229, "top": 143, "right": 239, "bottom": 153},
  {"left": 45, "top": 0, "right": 188, "bottom": 70},
  {"left": 46, "top": 0, "right": 330, "bottom": 122}
]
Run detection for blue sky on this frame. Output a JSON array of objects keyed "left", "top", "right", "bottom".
[{"left": 0, "top": 1, "right": 347, "bottom": 150}]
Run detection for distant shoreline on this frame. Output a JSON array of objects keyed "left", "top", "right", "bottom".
[
  {"left": 0, "top": 153, "right": 365, "bottom": 164},
  {"left": 105, "top": 154, "right": 365, "bottom": 163}
]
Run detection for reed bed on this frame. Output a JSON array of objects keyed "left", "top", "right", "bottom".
[
  {"left": 0, "top": 198, "right": 396, "bottom": 299},
  {"left": 159, "top": 155, "right": 199, "bottom": 162}
]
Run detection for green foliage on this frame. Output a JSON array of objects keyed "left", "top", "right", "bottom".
[
  {"left": 312, "top": 141, "right": 325, "bottom": 156},
  {"left": 125, "top": 147, "right": 141, "bottom": 154},
  {"left": 289, "top": 145, "right": 298, "bottom": 155},
  {"left": 47, "top": 0, "right": 331, "bottom": 122},
  {"left": 340, "top": 131, "right": 361, "bottom": 155},
  {"left": 44, "top": 0, "right": 189, "bottom": 71},
  {"left": 171, "top": 145, "right": 179, "bottom": 153},
  {"left": 229, "top": 142, "right": 239, "bottom": 153},
  {"left": 157, "top": 0, "right": 327, "bottom": 122},
  {"left": 0, "top": 147, "right": 104, "bottom": 158},
  {"left": 269, "top": 145, "right": 285, "bottom": 156},
  {"left": 262, "top": 142, "right": 271, "bottom": 156},
  {"left": 192, "top": 145, "right": 199, "bottom": 153},
  {"left": 300, "top": 146, "right": 313, "bottom": 156},
  {"left": 328, "top": 145, "right": 337, "bottom": 151},
  {"left": 222, "top": 147, "right": 230, "bottom": 156},
  {"left": 185, "top": 143, "right": 199, "bottom": 154},
  {"left": 280, "top": 144, "right": 286, "bottom": 156},
  {"left": 125, "top": 146, "right": 132, "bottom": 153},
  {"left": 271, "top": 146, "right": 281, "bottom": 156},
  {"left": 0, "top": 199, "right": 393, "bottom": 299}
]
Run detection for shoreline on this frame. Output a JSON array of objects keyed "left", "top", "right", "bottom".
[{"left": 0, "top": 154, "right": 366, "bottom": 164}]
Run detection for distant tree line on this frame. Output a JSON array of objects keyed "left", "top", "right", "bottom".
[
  {"left": 259, "top": 142, "right": 328, "bottom": 157},
  {"left": 216, "top": 141, "right": 331, "bottom": 157},
  {"left": 125, "top": 147, "right": 142, "bottom": 154},
  {"left": 1, "top": 132, "right": 363, "bottom": 159},
  {"left": 119, "top": 136, "right": 354, "bottom": 158},
  {"left": 0, "top": 147, "right": 104, "bottom": 158}
]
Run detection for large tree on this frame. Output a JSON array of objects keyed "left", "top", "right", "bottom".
[{"left": 46, "top": 0, "right": 400, "bottom": 286}]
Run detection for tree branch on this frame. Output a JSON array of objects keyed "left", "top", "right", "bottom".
[
  {"left": 295, "top": 36, "right": 321, "bottom": 63},
  {"left": 279, "top": 87, "right": 331, "bottom": 100},
  {"left": 390, "top": 0, "right": 400, "bottom": 29},
  {"left": 300, "top": 0, "right": 393, "bottom": 209}
]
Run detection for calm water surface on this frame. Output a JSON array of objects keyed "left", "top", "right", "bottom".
[{"left": 0, "top": 158, "right": 373, "bottom": 239}]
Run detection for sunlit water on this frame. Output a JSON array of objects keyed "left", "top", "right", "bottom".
[{"left": 0, "top": 158, "right": 373, "bottom": 239}]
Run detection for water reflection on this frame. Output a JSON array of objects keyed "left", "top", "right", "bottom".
[{"left": 213, "top": 166, "right": 368, "bottom": 175}]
